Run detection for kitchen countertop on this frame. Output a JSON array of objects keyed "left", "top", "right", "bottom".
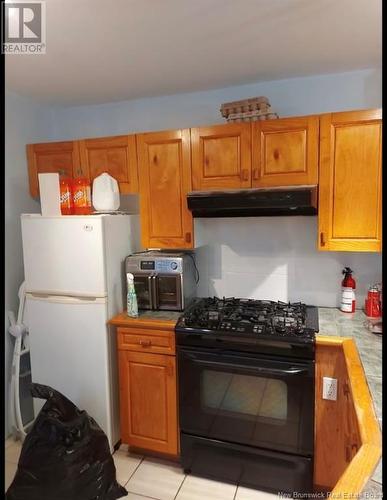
[
  {"left": 109, "top": 310, "right": 182, "bottom": 329},
  {"left": 118, "top": 310, "right": 182, "bottom": 322},
  {"left": 318, "top": 307, "right": 382, "bottom": 491}
]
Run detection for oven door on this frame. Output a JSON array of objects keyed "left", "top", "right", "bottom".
[
  {"left": 154, "top": 274, "right": 182, "bottom": 311},
  {"left": 178, "top": 347, "right": 314, "bottom": 456},
  {"left": 133, "top": 273, "right": 154, "bottom": 310}
]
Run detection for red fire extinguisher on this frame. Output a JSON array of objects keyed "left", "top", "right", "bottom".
[
  {"left": 365, "top": 284, "right": 382, "bottom": 318},
  {"left": 340, "top": 267, "right": 356, "bottom": 313}
]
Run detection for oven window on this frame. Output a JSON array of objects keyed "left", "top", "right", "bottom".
[
  {"left": 201, "top": 370, "right": 288, "bottom": 422},
  {"left": 133, "top": 276, "right": 152, "bottom": 308},
  {"left": 157, "top": 276, "right": 180, "bottom": 308}
]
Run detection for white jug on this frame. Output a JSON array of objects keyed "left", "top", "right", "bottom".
[{"left": 92, "top": 173, "right": 120, "bottom": 211}]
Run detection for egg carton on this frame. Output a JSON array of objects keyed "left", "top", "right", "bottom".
[
  {"left": 226, "top": 109, "right": 279, "bottom": 122},
  {"left": 220, "top": 96, "right": 271, "bottom": 118}
]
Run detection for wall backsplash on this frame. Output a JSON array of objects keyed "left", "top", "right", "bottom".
[{"left": 193, "top": 216, "right": 382, "bottom": 308}]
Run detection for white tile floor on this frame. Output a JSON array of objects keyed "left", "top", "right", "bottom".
[{"left": 5, "top": 439, "right": 278, "bottom": 499}]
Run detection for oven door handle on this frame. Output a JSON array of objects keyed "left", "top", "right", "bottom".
[
  {"left": 221, "top": 362, "right": 308, "bottom": 377},
  {"left": 148, "top": 275, "right": 155, "bottom": 310},
  {"left": 184, "top": 355, "right": 310, "bottom": 377}
]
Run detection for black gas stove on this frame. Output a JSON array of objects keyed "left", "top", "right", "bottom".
[
  {"left": 176, "top": 297, "right": 318, "bottom": 353},
  {"left": 176, "top": 297, "right": 318, "bottom": 493}
]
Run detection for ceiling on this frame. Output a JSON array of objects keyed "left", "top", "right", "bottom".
[{"left": 5, "top": 0, "right": 382, "bottom": 106}]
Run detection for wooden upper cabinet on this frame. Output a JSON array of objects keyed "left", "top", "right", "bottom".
[
  {"left": 136, "top": 129, "right": 193, "bottom": 249},
  {"left": 191, "top": 123, "right": 252, "bottom": 190},
  {"left": 251, "top": 116, "right": 319, "bottom": 187},
  {"left": 26, "top": 141, "right": 81, "bottom": 197},
  {"left": 118, "top": 350, "right": 178, "bottom": 455},
  {"left": 318, "top": 109, "right": 382, "bottom": 252},
  {"left": 79, "top": 135, "right": 138, "bottom": 194}
]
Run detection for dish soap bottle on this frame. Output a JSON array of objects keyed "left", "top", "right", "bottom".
[
  {"left": 126, "top": 273, "right": 138, "bottom": 317},
  {"left": 340, "top": 267, "right": 356, "bottom": 313}
]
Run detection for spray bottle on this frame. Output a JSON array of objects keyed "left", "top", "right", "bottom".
[{"left": 126, "top": 273, "right": 138, "bottom": 317}]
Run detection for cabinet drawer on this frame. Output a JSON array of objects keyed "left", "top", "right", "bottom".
[{"left": 117, "top": 327, "right": 175, "bottom": 355}]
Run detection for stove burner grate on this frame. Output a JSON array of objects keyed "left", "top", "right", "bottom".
[{"left": 181, "top": 297, "right": 316, "bottom": 339}]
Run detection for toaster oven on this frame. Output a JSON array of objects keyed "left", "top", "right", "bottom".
[{"left": 125, "top": 251, "right": 197, "bottom": 311}]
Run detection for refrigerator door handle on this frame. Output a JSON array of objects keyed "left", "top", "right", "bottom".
[{"left": 26, "top": 293, "right": 107, "bottom": 304}]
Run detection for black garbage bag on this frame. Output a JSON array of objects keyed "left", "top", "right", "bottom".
[{"left": 6, "top": 383, "right": 128, "bottom": 500}]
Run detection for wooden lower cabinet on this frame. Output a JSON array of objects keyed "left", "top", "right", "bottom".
[
  {"left": 117, "top": 332, "right": 178, "bottom": 456},
  {"left": 314, "top": 336, "right": 381, "bottom": 494},
  {"left": 314, "top": 338, "right": 363, "bottom": 491}
]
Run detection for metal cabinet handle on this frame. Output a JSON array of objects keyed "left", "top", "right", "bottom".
[
  {"left": 139, "top": 340, "right": 152, "bottom": 347},
  {"left": 252, "top": 168, "right": 259, "bottom": 180},
  {"left": 185, "top": 232, "right": 192, "bottom": 244},
  {"left": 320, "top": 232, "right": 326, "bottom": 247}
]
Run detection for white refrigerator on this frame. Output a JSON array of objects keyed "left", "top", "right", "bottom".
[{"left": 21, "top": 213, "right": 140, "bottom": 451}]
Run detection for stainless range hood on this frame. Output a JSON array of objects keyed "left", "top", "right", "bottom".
[{"left": 187, "top": 185, "right": 318, "bottom": 218}]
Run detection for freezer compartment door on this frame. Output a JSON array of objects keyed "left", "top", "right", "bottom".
[
  {"left": 25, "top": 293, "right": 119, "bottom": 450},
  {"left": 21, "top": 215, "right": 107, "bottom": 296}
]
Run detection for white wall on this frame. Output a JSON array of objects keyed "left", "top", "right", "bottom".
[
  {"left": 49, "top": 68, "right": 382, "bottom": 138},
  {"left": 194, "top": 217, "right": 382, "bottom": 307},
  {"left": 46, "top": 68, "right": 382, "bottom": 308},
  {"left": 5, "top": 90, "right": 55, "bottom": 435}
]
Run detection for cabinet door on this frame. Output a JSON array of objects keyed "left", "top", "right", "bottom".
[
  {"left": 318, "top": 109, "right": 382, "bottom": 252},
  {"left": 191, "top": 123, "right": 251, "bottom": 190},
  {"left": 118, "top": 350, "right": 178, "bottom": 455},
  {"left": 26, "top": 141, "right": 81, "bottom": 197},
  {"left": 136, "top": 129, "right": 193, "bottom": 249},
  {"left": 79, "top": 135, "right": 138, "bottom": 194},
  {"left": 314, "top": 343, "right": 360, "bottom": 490},
  {"left": 251, "top": 116, "right": 319, "bottom": 187}
]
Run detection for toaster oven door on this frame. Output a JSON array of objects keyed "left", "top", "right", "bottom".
[
  {"left": 132, "top": 273, "right": 154, "bottom": 310},
  {"left": 155, "top": 274, "right": 182, "bottom": 311}
]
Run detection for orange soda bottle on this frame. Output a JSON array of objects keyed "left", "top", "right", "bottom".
[
  {"left": 59, "top": 171, "right": 74, "bottom": 215},
  {"left": 73, "top": 169, "right": 92, "bottom": 215}
]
